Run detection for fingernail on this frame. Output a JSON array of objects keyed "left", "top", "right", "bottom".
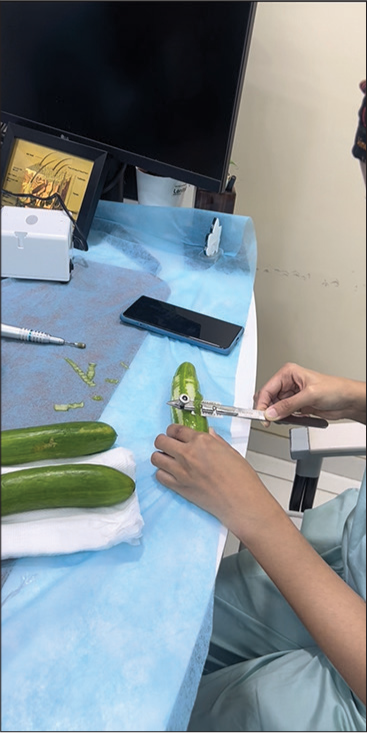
[{"left": 265, "top": 406, "right": 278, "bottom": 420}]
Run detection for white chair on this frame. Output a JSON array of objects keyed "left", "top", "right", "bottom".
[
  {"left": 237, "top": 422, "right": 366, "bottom": 548},
  {"left": 288, "top": 421, "right": 366, "bottom": 513}
]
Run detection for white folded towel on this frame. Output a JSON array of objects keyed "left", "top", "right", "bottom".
[{"left": 1, "top": 446, "right": 144, "bottom": 559}]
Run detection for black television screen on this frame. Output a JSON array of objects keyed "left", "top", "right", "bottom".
[{"left": 1, "top": 1, "right": 256, "bottom": 192}]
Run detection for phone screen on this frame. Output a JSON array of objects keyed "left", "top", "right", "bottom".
[{"left": 120, "top": 296, "right": 244, "bottom": 353}]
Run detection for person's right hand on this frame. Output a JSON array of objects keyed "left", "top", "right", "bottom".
[{"left": 254, "top": 362, "right": 366, "bottom": 424}]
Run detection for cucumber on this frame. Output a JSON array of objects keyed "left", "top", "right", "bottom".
[
  {"left": 1, "top": 463, "right": 135, "bottom": 516},
  {"left": 1, "top": 421, "right": 117, "bottom": 466},
  {"left": 170, "top": 362, "right": 209, "bottom": 432}
]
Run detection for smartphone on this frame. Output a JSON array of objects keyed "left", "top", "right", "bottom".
[{"left": 120, "top": 295, "right": 244, "bottom": 354}]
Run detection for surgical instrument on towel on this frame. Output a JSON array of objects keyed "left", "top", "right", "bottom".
[
  {"left": 1, "top": 323, "right": 86, "bottom": 349},
  {"left": 167, "top": 394, "right": 328, "bottom": 428}
]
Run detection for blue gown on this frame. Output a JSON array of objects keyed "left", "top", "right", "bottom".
[{"left": 188, "top": 474, "right": 366, "bottom": 732}]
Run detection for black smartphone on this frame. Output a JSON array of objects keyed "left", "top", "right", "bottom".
[{"left": 120, "top": 296, "right": 244, "bottom": 355}]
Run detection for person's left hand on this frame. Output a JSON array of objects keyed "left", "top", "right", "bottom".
[{"left": 152, "top": 424, "right": 281, "bottom": 540}]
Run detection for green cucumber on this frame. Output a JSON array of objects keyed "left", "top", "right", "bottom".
[
  {"left": 170, "top": 362, "right": 209, "bottom": 432},
  {"left": 1, "top": 463, "right": 135, "bottom": 516},
  {"left": 1, "top": 421, "right": 117, "bottom": 466}
]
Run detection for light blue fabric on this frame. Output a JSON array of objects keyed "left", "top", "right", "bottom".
[
  {"left": 1, "top": 202, "right": 257, "bottom": 732},
  {"left": 188, "top": 474, "right": 366, "bottom": 732},
  {"left": 342, "top": 475, "right": 366, "bottom": 601}
]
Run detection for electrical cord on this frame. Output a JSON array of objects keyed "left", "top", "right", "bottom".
[
  {"left": 118, "top": 163, "right": 127, "bottom": 201},
  {"left": 1, "top": 121, "right": 8, "bottom": 145},
  {"left": 1, "top": 189, "right": 89, "bottom": 251},
  {"left": 102, "top": 162, "right": 127, "bottom": 197}
]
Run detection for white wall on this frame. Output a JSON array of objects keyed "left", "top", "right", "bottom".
[{"left": 232, "top": 2, "right": 366, "bottom": 421}]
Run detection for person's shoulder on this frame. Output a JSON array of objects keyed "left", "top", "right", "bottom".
[{"left": 352, "top": 80, "right": 366, "bottom": 163}]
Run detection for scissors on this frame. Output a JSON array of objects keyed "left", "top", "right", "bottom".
[{"left": 167, "top": 394, "right": 328, "bottom": 428}]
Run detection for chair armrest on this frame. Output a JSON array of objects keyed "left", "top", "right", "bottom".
[
  {"left": 288, "top": 422, "right": 366, "bottom": 512},
  {"left": 290, "top": 422, "right": 366, "bottom": 461}
]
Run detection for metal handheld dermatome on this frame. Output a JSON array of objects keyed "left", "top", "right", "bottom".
[{"left": 167, "top": 394, "right": 328, "bottom": 428}]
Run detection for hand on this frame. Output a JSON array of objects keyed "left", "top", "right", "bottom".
[
  {"left": 254, "top": 362, "right": 366, "bottom": 425},
  {"left": 152, "top": 424, "right": 285, "bottom": 540}
]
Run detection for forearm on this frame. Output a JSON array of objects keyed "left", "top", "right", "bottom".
[
  {"left": 242, "top": 514, "right": 366, "bottom": 705},
  {"left": 345, "top": 379, "right": 366, "bottom": 423}
]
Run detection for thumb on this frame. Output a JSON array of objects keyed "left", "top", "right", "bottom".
[{"left": 265, "top": 395, "right": 304, "bottom": 421}]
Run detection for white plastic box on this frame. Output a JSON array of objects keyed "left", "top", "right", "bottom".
[{"left": 1, "top": 206, "right": 73, "bottom": 282}]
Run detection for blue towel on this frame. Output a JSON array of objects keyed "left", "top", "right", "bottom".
[{"left": 1, "top": 202, "right": 257, "bottom": 732}]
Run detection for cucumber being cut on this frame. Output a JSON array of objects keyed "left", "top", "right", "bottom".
[{"left": 170, "top": 362, "right": 209, "bottom": 432}]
